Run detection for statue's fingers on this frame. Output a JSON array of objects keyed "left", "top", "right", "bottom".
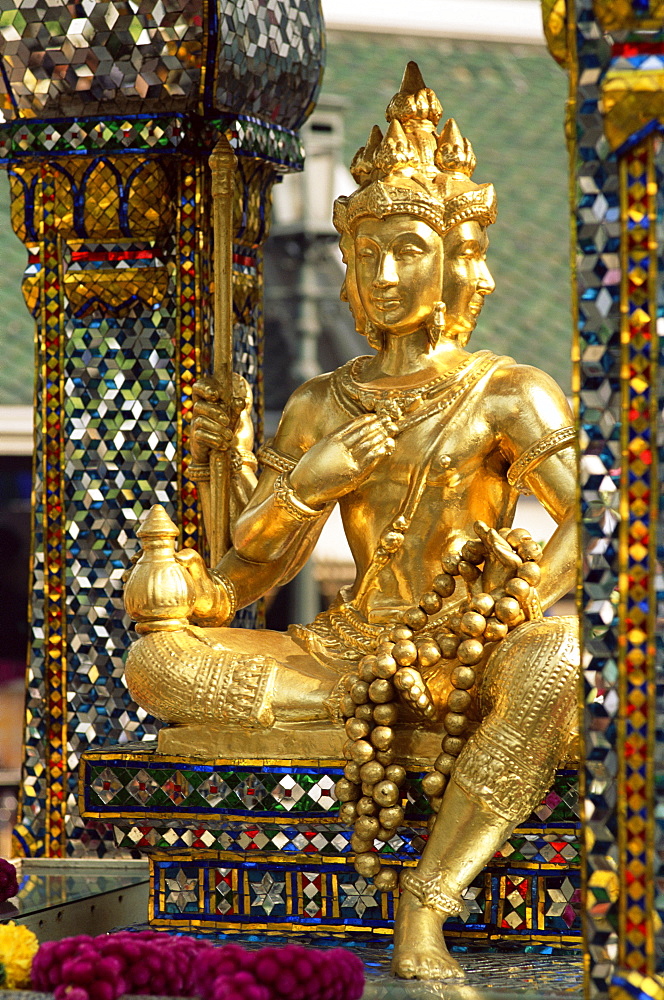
[
  {"left": 192, "top": 428, "right": 229, "bottom": 451},
  {"left": 481, "top": 554, "right": 511, "bottom": 594},
  {"left": 192, "top": 375, "right": 223, "bottom": 402},
  {"left": 347, "top": 417, "right": 391, "bottom": 446},
  {"left": 349, "top": 429, "right": 390, "bottom": 460},
  {"left": 341, "top": 413, "right": 382, "bottom": 443},
  {"left": 193, "top": 400, "right": 231, "bottom": 424},
  {"left": 175, "top": 547, "right": 204, "bottom": 569},
  {"left": 363, "top": 438, "right": 395, "bottom": 464},
  {"left": 193, "top": 415, "right": 233, "bottom": 439}
]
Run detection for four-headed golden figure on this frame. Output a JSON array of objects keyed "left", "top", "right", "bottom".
[{"left": 124, "top": 63, "right": 579, "bottom": 980}]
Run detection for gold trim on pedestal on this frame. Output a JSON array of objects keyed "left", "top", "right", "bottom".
[{"left": 156, "top": 720, "right": 445, "bottom": 770}]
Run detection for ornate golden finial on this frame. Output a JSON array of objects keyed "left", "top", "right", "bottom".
[
  {"left": 124, "top": 504, "right": 195, "bottom": 634},
  {"left": 435, "top": 118, "right": 477, "bottom": 178}
]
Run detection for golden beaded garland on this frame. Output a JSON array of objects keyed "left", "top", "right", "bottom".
[{"left": 338, "top": 521, "right": 543, "bottom": 889}]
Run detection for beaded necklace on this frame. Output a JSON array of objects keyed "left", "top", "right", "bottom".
[{"left": 332, "top": 350, "right": 494, "bottom": 425}]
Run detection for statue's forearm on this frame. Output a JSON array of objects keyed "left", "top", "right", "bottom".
[
  {"left": 233, "top": 477, "right": 328, "bottom": 564},
  {"left": 536, "top": 514, "right": 576, "bottom": 610}
]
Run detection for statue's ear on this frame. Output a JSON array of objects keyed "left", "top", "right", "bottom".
[
  {"left": 365, "top": 322, "right": 384, "bottom": 351},
  {"left": 427, "top": 301, "right": 446, "bottom": 348}
]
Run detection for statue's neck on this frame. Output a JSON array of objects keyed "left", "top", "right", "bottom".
[{"left": 363, "top": 329, "right": 469, "bottom": 384}]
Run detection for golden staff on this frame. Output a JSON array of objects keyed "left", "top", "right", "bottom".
[{"left": 208, "top": 134, "right": 238, "bottom": 564}]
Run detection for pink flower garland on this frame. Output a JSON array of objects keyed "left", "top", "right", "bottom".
[{"left": 31, "top": 930, "right": 364, "bottom": 1000}]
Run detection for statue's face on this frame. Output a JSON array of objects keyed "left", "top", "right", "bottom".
[
  {"left": 354, "top": 215, "right": 444, "bottom": 338},
  {"left": 442, "top": 220, "right": 495, "bottom": 343}
]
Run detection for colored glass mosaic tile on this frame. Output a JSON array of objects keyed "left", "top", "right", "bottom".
[
  {"left": 11, "top": 139, "right": 276, "bottom": 856},
  {"left": 652, "top": 139, "right": 664, "bottom": 978},
  {"left": 79, "top": 741, "right": 581, "bottom": 939},
  {"left": 617, "top": 139, "right": 658, "bottom": 976},
  {"left": 80, "top": 744, "right": 580, "bottom": 827},
  {"left": 573, "top": 2, "right": 622, "bottom": 994}
]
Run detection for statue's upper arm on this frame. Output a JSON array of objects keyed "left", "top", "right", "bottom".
[
  {"left": 273, "top": 375, "right": 333, "bottom": 455},
  {"left": 241, "top": 374, "right": 333, "bottom": 511},
  {"left": 493, "top": 364, "right": 576, "bottom": 522}
]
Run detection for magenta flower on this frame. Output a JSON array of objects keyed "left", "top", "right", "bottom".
[{"left": 0, "top": 859, "right": 18, "bottom": 903}]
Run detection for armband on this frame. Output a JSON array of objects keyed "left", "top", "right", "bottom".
[
  {"left": 273, "top": 473, "right": 326, "bottom": 522},
  {"left": 257, "top": 440, "right": 298, "bottom": 474},
  {"left": 507, "top": 426, "right": 575, "bottom": 495},
  {"left": 231, "top": 446, "right": 259, "bottom": 474}
]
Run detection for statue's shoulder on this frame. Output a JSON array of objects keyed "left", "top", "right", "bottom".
[
  {"left": 485, "top": 355, "right": 572, "bottom": 427},
  {"left": 285, "top": 357, "right": 364, "bottom": 415},
  {"left": 487, "top": 355, "right": 567, "bottom": 399},
  {"left": 275, "top": 365, "right": 350, "bottom": 452}
]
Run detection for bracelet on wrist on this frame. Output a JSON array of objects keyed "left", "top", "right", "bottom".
[
  {"left": 192, "top": 569, "right": 237, "bottom": 626},
  {"left": 187, "top": 461, "right": 211, "bottom": 483},
  {"left": 274, "top": 472, "right": 326, "bottom": 522}
]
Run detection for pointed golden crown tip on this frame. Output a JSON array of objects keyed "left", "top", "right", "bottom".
[
  {"left": 400, "top": 61, "right": 426, "bottom": 95},
  {"left": 386, "top": 61, "right": 442, "bottom": 127},
  {"left": 435, "top": 117, "right": 477, "bottom": 178}
]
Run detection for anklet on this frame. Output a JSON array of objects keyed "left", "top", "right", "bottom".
[{"left": 400, "top": 870, "right": 464, "bottom": 918}]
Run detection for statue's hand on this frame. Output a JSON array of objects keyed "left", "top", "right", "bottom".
[
  {"left": 175, "top": 547, "right": 234, "bottom": 624},
  {"left": 190, "top": 375, "right": 249, "bottom": 466},
  {"left": 289, "top": 413, "right": 396, "bottom": 508}
]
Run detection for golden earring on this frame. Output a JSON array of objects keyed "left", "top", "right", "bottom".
[{"left": 428, "top": 301, "right": 446, "bottom": 346}]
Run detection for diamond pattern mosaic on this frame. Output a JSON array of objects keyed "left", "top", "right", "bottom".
[
  {"left": 0, "top": 114, "right": 305, "bottom": 173},
  {"left": 618, "top": 139, "right": 657, "bottom": 977},
  {"left": 568, "top": 1, "right": 664, "bottom": 994},
  {"left": 0, "top": 1, "right": 323, "bottom": 131},
  {"left": 653, "top": 137, "right": 664, "bottom": 980},
  {"left": 80, "top": 743, "right": 580, "bottom": 942},
  {"left": 111, "top": 821, "right": 580, "bottom": 870},
  {"left": 573, "top": 2, "right": 622, "bottom": 995}
]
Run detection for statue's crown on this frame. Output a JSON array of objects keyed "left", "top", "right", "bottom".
[{"left": 334, "top": 62, "right": 496, "bottom": 238}]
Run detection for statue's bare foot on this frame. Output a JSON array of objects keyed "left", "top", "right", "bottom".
[{"left": 391, "top": 888, "right": 465, "bottom": 980}]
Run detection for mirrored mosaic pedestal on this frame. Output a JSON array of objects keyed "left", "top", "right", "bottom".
[{"left": 80, "top": 740, "right": 581, "bottom": 945}]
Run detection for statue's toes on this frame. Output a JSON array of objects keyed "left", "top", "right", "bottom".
[
  {"left": 438, "top": 957, "right": 466, "bottom": 981},
  {"left": 392, "top": 951, "right": 466, "bottom": 981},
  {"left": 391, "top": 955, "right": 418, "bottom": 979}
]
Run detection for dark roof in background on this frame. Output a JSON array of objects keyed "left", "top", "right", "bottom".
[
  {"left": 0, "top": 172, "right": 35, "bottom": 406},
  {"left": 321, "top": 31, "right": 572, "bottom": 392},
  {"left": 0, "top": 31, "right": 572, "bottom": 407}
]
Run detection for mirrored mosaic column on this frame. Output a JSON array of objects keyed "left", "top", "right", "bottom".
[
  {"left": 545, "top": 1, "right": 664, "bottom": 995},
  {"left": 3, "top": 133, "right": 301, "bottom": 858},
  {"left": 0, "top": 0, "right": 323, "bottom": 860}
]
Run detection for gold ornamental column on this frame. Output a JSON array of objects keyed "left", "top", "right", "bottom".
[{"left": 0, "top": 0, "right": 324, "bottom": 858}]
